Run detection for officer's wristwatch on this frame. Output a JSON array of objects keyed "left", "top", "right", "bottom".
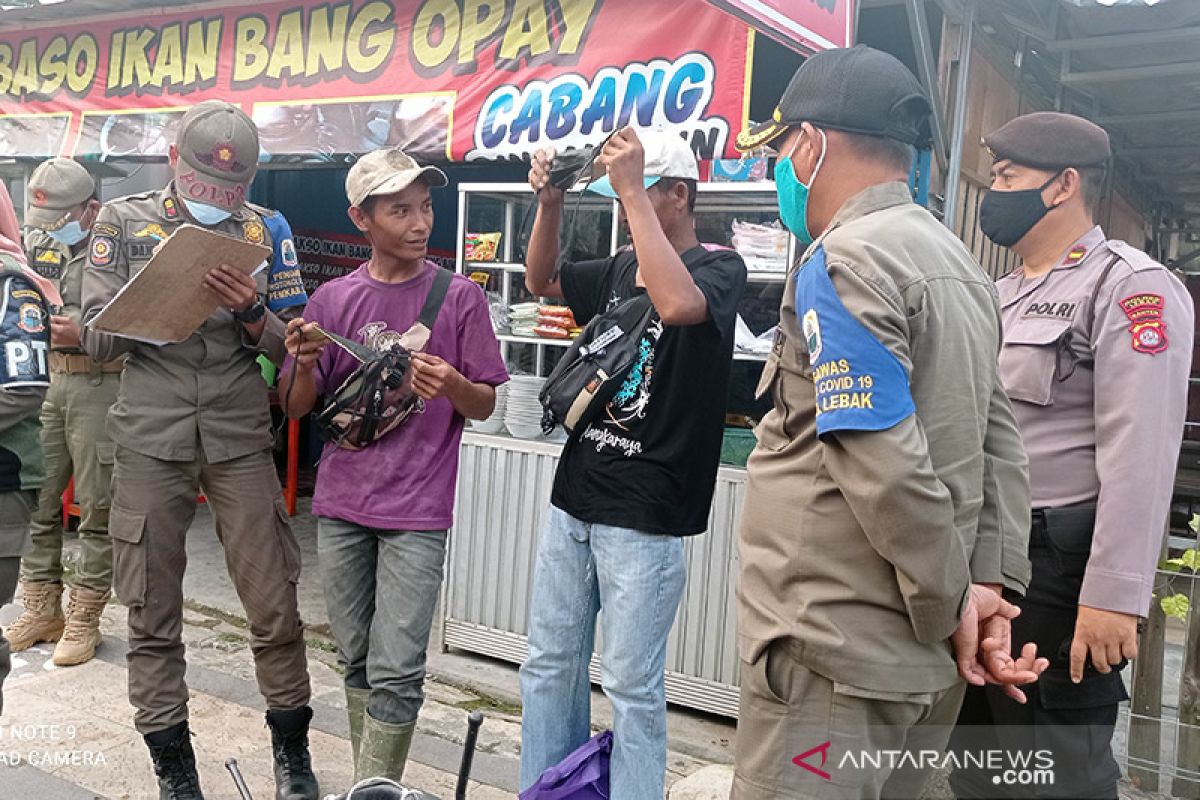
[{"left": 233, "top": 299, "right": 266, "bottom": 324}]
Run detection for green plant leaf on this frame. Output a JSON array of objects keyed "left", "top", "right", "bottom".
[
  {"left": 1190, "top": 514, "right": 1200, "bottom": 533},
  {"left": 1181, "top": 549, "right": 1200, "bottom": 572},
  {"left": 1160, "top": 593, "right": 1190, "bottom": 621}
]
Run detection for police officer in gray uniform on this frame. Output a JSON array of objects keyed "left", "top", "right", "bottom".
[{"left": 951, "top": 112, "right": 1194, "bottom": 799}]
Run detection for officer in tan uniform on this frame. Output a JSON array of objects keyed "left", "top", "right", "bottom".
[
  {"left": 731, "top": 46, "right": 1043, "bottom": 799},
  {"left": 80, "top": 101, "right": 317, "bottom": 800},
  {"left": 950, "top": 113, "right": 1193, "bottom": 799},
  {"left": 6, "top": 159, "right": 119, "bottom": 668}
]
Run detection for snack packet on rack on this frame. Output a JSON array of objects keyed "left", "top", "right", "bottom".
[{"left": 465, "top": 232, "right": 502, "bottom": 262}]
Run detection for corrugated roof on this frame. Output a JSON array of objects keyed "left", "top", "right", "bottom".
[{"left": 980, "top": 0, "right": 1200, "bottom": 228}]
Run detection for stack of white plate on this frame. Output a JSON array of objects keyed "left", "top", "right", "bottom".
[
  {"left": 504, "top": 376, "right": 547, "bottom": 439},
  {"left": 469, "top": 383, "right": 508, "bottom": 434},
  {"left": 509, "top": 303, "right": 539, "bottom": 337}
]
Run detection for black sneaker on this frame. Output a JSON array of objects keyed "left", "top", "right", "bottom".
[
  {"left": 266, "top": 706, "right": 319, "bottom": 800},
  {"left": 144, "top": 722, "right": 204, "bottom": 800}
]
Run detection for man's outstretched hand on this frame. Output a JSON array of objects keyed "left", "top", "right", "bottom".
[{"left": 952, "top": 584, "right": 1049, "bottom": 703}]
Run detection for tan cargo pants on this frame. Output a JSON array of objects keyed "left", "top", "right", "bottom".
[
  {"left": 732, "top": 638, "right": 966, "bottom": 800},
  {"left": 22, "top": 371, "right": 118, "bottom": 592},
  {"left": 109, "top": 444, "right": 311, "bottom": 734}
]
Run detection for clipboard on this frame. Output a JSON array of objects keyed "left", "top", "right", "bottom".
[{"left": 88, "top": 224, "right": 271, "bottom": 345}]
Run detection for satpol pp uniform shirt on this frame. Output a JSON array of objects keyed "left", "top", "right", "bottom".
[
  {"left": 737, "top": 182, "right": 1032, "bottom": 694},
  {"left": 996, "top": 225, "right": 1193, "bottom": 616}
]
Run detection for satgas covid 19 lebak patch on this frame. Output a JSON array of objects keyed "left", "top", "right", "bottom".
[{"left": 794, "top": 246, "right": 915, "bottom": 437}]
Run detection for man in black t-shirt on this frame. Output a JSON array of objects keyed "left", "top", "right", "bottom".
[{"left": 517, "top": 128, "right": 746, "bottom": 800}]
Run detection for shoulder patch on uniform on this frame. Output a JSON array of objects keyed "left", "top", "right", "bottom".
[
  {"left": 243, "top": 220, "right": 265, "bottom": 244},
  {"left": 802, "top": 308, "right": 822, "bottom": 361},
  {"left": 92, "top": 222, "right": 120, "bottom": 239},
  {"left": 1063, "top": 245, "right": 1088, "bottom": 266},
  {"left": 280, "top": 238, "right": 298, "bottom": 267},
  {"left": 89, "top": 235, "right": 115, "bottom": 268},
  {"left": 162, "top": 196, "right": 180, "bottom": 220},
  {"left": 794, "top": 246, "right": 915, "bottom": 436},
  {"left": 1, "top": 275, "right": 49, "bottom": 387},
  {"left": 1119, "top": 292, "right": 1168, "bottom": 354},
  {"left": 17, "top": 302, "right": 45, "bottom": 333}
]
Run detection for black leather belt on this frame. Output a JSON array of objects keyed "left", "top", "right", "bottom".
[{"left": 1029, "top": 503, "right": 1096, "bottom": 548}]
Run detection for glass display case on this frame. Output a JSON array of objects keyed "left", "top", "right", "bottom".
[{"left": 441, "top": 181, "right": 793, "bottom": 719}]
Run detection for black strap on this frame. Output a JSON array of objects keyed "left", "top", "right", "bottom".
[
  {"left": 1086, "top": 253, "right": 1124, "bottom": 334},
  {"left": 418, "top": 267, "right": 453, "bottom": 330}
]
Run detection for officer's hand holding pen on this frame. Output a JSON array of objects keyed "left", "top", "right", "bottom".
[
  {"left": 1070, "top": 605, "right": 1138, "bottom": 683},
  {"left": 204, "top": 263, "right": 258, "bottom": 315}
]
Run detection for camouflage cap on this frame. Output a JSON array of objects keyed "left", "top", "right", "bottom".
[
  {"left": 174, "top": 100, "right": 260, "bottom": 212},
  {"left": 26, "top": 158, "right": 95, "bottom": 231},
  {"left": 346, "top": 148, "right": 447, "bottom": 208}
]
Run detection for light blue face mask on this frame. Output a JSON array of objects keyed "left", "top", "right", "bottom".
[
  {"left": 774, "top": 128, "right": 827, "bottom": 247},
  {"left": 182, "top": 197, "right": 232, "bottom": 226},
  {"left": 48, "top": 219, "right": 89, "bottom": 247}
]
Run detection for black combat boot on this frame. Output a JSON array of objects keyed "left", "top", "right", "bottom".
[
  {"left": 266, "top": 706, "right": 320, "bottom": 800},
  {"left": 144, "top": 721, "right": 204, "bottom": 800}
]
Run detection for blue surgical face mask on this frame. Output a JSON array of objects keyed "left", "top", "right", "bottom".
[
  {"left": 181, "top": 197, "right": 232, "bottom": 226},
  {"left": 774, "top": 128, "right": 827, "bottom": 247},
  {"left": 48, "top": 219, "right": 88, "bottom": 247}
]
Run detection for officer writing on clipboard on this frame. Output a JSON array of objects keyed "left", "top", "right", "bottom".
[
  {"left": 950, "top": 112, "right": 1194, "bottom": 799},
  {"left": 80, "top": 101, "right": 318, "bottom": 800}
]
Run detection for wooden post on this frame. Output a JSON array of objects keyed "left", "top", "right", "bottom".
[
  {"left": 1174, "top": 565, "right": 1200, "bottom": 798},
  {"left": 1128, "top": 532, "right": 1168, "bottom": 793}
]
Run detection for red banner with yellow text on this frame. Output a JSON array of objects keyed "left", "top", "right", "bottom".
[{"left": 0, "top": 0, "right": 753, "bottom": 163}]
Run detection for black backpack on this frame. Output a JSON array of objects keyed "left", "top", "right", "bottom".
[{"left": 539, "top": 290, "right": 656, "bottom": 436}]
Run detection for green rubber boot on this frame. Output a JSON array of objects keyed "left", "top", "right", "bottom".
[
  {"left": 354, "top": 712, "right": 415, "bottom": 784},
  {"left": 345, "top": 686, "right": 370, "bottom": 766}
]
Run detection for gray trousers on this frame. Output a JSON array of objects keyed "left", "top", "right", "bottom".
[
  {"left": 317, "top": 518, "right": 447, "bottom": 725},
  {"left": 110, "top": 446, "right": 311, "bottom": 734},
  {"left": 0, "top": 490, "right": 34, "bottom": 716},
  {"left": 23, "top": 371, "right": 118, "bottom": 591}
]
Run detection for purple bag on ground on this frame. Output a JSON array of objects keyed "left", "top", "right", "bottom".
[{"left": 519, "top": 730, "right": 613, "bottom": 800}]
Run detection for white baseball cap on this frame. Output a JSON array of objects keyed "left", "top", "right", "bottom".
[
  {"left": 588, "top": 129, "right": 699, "bottom": 199},
  {"left": 346, "top": 147, "right": 448, "bottom": 208}
]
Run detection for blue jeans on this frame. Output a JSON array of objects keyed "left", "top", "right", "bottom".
[
  {"left": 519, "top": 506, "right": 687, "bottom": 800},
  {"left": 317, "top": 518, "right": 447, "bottom": 725}
]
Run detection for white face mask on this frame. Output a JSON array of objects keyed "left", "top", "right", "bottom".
[
  {"left": 48, "top": 219, "right": 88, "bottom": 247},
  {"left": 181, "top": 197, "right": 232, "bottom": 226}
]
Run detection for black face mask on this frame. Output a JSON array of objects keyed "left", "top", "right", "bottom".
[{"left": 979, "top": 172, "right": 1062, "bottom": 248}]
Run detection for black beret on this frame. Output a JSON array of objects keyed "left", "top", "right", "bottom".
[
  {"left": 737, "top": 45, "right": 932, "bottom": 151},
  {"left": 983, "top": 112, "right": 1111, "bottom": 170}
]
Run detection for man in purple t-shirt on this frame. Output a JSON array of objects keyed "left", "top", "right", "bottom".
[{"left": 280, "top": 148, "right": 507, "bottom": 784}]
